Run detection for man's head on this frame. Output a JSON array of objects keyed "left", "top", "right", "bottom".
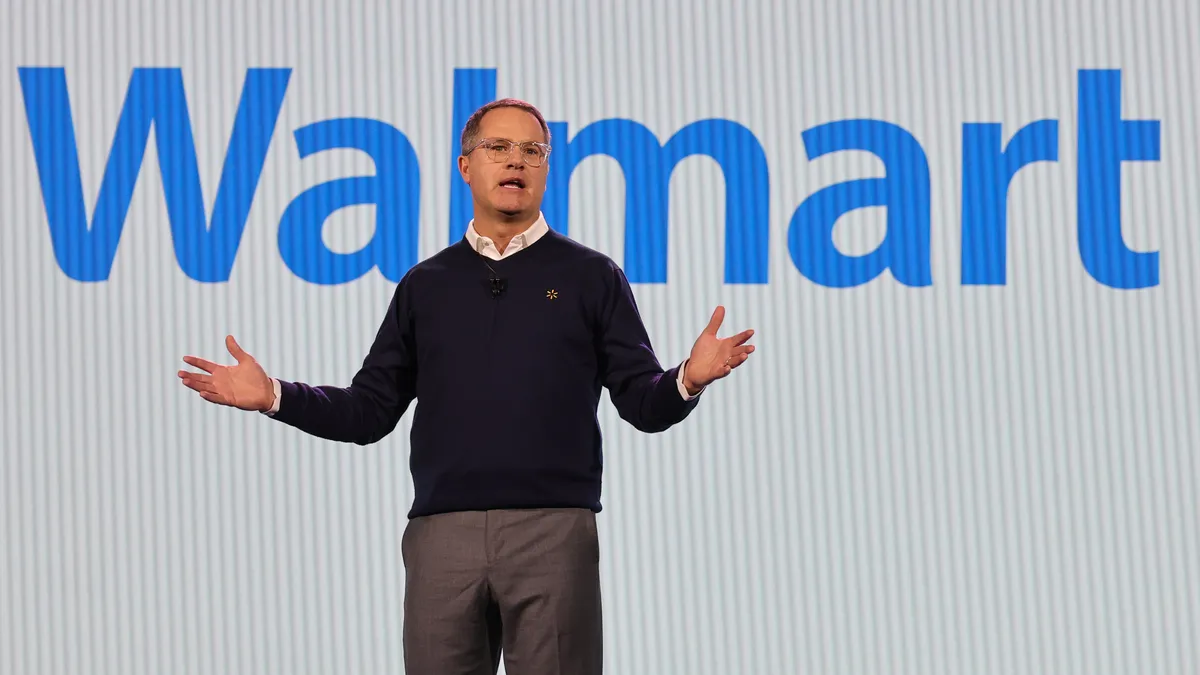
[{"left": 458, "top": 99, "right": 552, "bottom": 223}]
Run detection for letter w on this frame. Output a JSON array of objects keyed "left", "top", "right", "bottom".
[{"left": 18, "top": 67, "right": 290, "bottom": 282}]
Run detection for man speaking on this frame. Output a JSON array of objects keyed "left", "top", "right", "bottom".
[{"left": 178, "top": 99, "right": 755, "bottom": 674}]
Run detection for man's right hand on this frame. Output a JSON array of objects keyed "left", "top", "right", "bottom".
[{"left": 179, "top": 335, "right": 275, "bottom": 412}]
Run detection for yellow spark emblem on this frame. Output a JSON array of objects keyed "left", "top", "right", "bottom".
[{"left": 546, "top": 289, "right": 558, "bottom": 300}]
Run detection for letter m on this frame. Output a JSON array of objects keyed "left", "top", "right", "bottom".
[
  {"left": 18, "top": 67, "right": 290, "bottom": 282},
  {"left": 543, "top": 119, "right": 770, "bottom": 284}
]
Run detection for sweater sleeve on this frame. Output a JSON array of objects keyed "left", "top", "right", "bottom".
[
  {"left": 269, "top": 276, "right": 418, "bottom": 445},
  {"left": 596, "top": 262, "right": 699, "bottom": 432}
]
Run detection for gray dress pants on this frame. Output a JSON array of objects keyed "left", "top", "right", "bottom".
[{"left": 401, "top": 507, "right": 604, "bottom": 674}]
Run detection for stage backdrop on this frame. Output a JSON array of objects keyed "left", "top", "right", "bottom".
[{"left": 2, "top": 1, "right": 1197, "bottom": 673}]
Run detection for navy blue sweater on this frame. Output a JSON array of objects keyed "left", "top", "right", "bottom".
[{"left": 271, "top": 230, "right": 700, "bottom": 517}]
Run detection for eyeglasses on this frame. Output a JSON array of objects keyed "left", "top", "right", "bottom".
[{"left": 464, "top": 138, "right": 552, "bottom": 167}]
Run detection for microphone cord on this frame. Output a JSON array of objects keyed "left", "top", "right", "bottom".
[{"left": 480, "top": 257, "right": 506, "bottom": 298}]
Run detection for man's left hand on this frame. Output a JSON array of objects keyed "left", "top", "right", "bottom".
[{"left": 682, "top": 306, "right": 755, "bottom": 395}]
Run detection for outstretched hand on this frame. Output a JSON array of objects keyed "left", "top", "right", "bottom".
[
  {"left": 178, "top": 335, "right": 275, "bottom": 412},
  {"left": 682, "top": 306, "right": 755, "bottom": 394}
]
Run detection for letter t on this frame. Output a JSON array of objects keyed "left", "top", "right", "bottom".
[{"left": 1077, "top": 69, "right": 1161, "bottom": 289}]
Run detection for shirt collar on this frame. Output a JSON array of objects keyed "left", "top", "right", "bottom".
[{"left": 464, "top": 212, "right": 550, "bottom": 257}]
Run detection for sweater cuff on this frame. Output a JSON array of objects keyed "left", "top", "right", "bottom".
[
  {"left": 656, "top": 363, "right": 701, "bottom": 425},
  {"left": 263, "top": 379, "right": 303, "bottom": 424}
]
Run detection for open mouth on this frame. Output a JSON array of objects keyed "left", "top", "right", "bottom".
[{"left": 499, "top": 178, "right": 526, "bottom": 190}]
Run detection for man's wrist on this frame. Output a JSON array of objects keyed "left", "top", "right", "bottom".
[
  {"left": 680, "top": 359, "right": 705, "bottom": 397},
  {"left": 260, "top": 377, "right": 281, "bottom": 415}
]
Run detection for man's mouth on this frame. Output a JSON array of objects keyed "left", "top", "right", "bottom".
[{"left": 499, "top": 178, "right": 526, "bottom": 190}]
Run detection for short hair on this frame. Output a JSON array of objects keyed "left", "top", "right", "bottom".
[{"left": 459, "top": 98, "right": 552, "bottom": 157}]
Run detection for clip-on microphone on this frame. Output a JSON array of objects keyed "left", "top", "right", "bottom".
[{"left": 482, "top": 259, "right": 506, "bottom": 298}]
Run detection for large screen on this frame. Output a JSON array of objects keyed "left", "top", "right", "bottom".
[{"left": 3, "top": 1, "right": 1196, "bottom": 673}]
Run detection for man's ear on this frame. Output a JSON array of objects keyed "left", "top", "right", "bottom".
[{"left": 457, "top": 155, "right": 471, "bottom": 184}]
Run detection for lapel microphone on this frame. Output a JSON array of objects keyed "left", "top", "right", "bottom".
[{"left": 481, "top": 258, "right": 506, "bottom": 298}]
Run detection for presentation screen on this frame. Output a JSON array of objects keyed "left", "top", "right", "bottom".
[{"left": 2, "top": 1, "right": 1195, "bottom": 674}]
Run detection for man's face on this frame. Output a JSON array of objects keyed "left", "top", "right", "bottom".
[{"left": 458, "top": 107, "right": 549, "bottom": 220}]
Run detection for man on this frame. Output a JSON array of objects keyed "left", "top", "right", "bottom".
[{"left": 178, "top": 99, "right": 755, "bottom": 674}]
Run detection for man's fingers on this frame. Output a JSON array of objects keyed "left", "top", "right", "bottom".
[
  {"left": 727, "top": 352, "right": 751, "bottom": 369},
  {"left": 732, "top": 344, "right": 756, "bottom": 357},
  {"left": 178, "top": 370, "right": 213, "bottom": 386},
  {"left": 199, "top": 391, "right": 228, "bottom": 405},
  {"left": 178, "top": 371, "right": 216, "bottom": 393},
  {"left": 181, "top": 356, "right": 220, "bottom": 373},
  {"left": 728, "top": 329, "right": 755, "bottom": 347},
  {"left": 718, "top": 350, "right": 753, "bottom": 371},
  {"left": 703, "top": 306, "right": 726, "bottom": 336},
  {"left": 226, "top": 335, "right": 250, "bottom": 364}
]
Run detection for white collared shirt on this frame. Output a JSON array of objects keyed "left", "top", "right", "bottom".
[
  {"left": 464, "top": 212, "right": 700, "bottom": 402},
  {"left": 464, "top": 212, "right": 551, "bottom": 260}
]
